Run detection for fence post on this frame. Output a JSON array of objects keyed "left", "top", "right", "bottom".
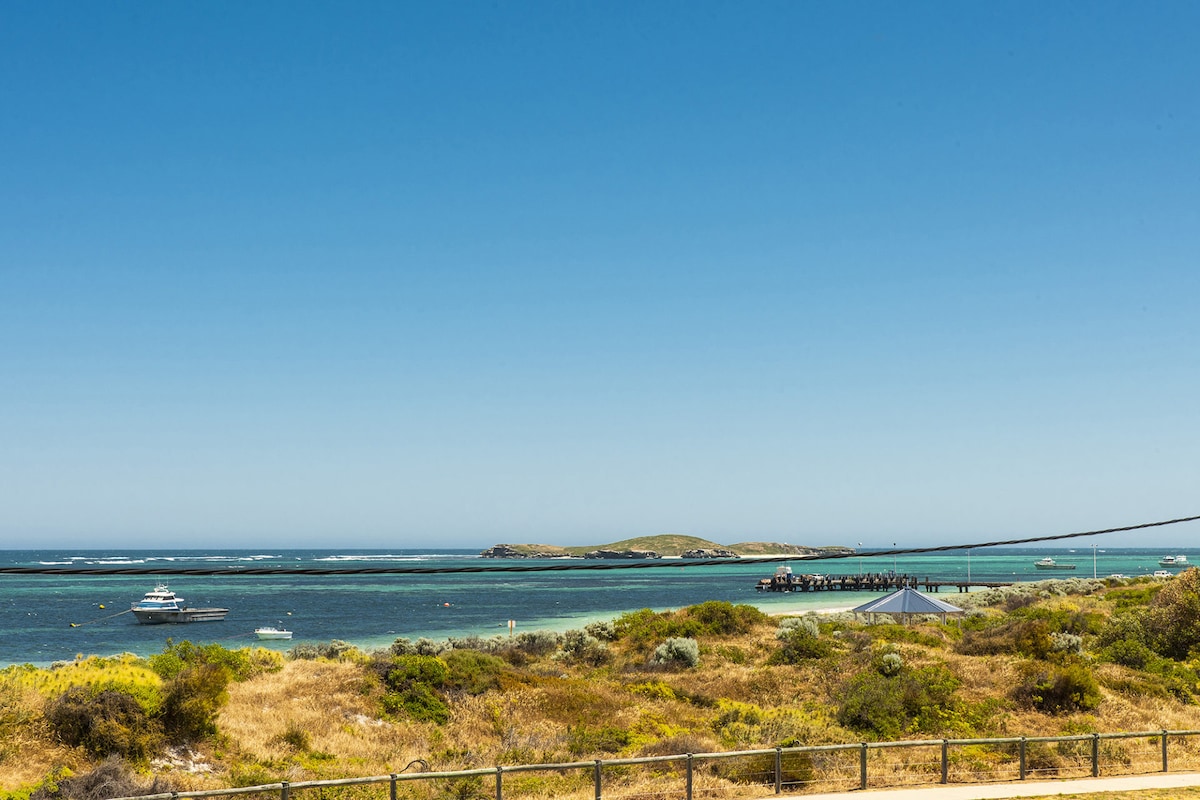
[
  {"left": 774, "top": 747, "right": 782, "bottom": 794},
  {"left": 941, "top": 740, "right": 949, "bottom": 784},
  {"left": 1162, "top": 730, "right": 1169, "bottom": 772},
  {"left": 389, "top": 774, "right": 397, "bottom": 800},
  {"left": 1091, "top": 733, "right": 1100, "bottom": 777},
  {"left": 685, "top": 754, "right": 693, "bottom": 800},
  {"left": 280, "top": 782, "right": 289, "bottom": 800},
  {"left": 594, "top": 759, "right": 602, "bottom": 800},
  {"left": 496, "top": 766, "right": 503, "bottom": 800},
  {"left": 860, "top": 743, "right": 868, "bottom": 790},
  {"left": 1019, "top": 737, "right": 1026, "bottom": 780}
]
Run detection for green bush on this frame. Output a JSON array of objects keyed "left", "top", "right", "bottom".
[
  {"left": 443, "top": 649, "right": 506, "bottom": 695},
  {"left": 149, "top": 640, "right": 280, "bottom": 681},
  {"left": 614, "top": 602, "right": 767, "bottom": 649},
  {"left": 768, "top": 625, "right": 832, "bottom": 664},
  {"left": 380, "top": 654, "right": 451, "bottom": 723},
  {"left": 955, "top": 618, "right": 1053, "bottom": 660},
  {"left": 1013, "top": 663, "right": 1102, "bottom": 714},
  {"left": 567, "top": 725, "right": 632, "bottom": 756},
  {"left": 45, "top": 689, "right": 164, "bottom": 761},
  {"left": 557, "top": 630, "right": 611, "bottom": 666},
  {"left": 1143, "top": 568, "right": 1200, "bottom": 660},
  {"left": 387, "top": 655, "right": 449, "bottom": 690},
  {"left": 158, "top": 663, "right": 230, "bottom": 743},
  {"left": 836, "top": 663, "right": 961, "bottom": 739},
  {"left": 382, "top": 682, "right": 449, "bottom": 724},
  {"left": 684, "top": 601, "right": 769, "bottom": 635}
]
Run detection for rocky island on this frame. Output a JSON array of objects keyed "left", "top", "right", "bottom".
[{"left": 480, "top": 535, "right": 853, "bottom": 559}]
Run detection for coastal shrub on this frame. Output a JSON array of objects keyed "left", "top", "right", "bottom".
[
  {"left": 567, "top": 724, "right": 632, "bottom": 756},
  {"left": 1013, "top": 663, "right": 1101, "bottom": 714},
  {"left": 45, "top": 688, "right": 164, "bottom": 761},
  {"left": 380, "top": 655, "right": 451, "bottom": 723},
  {"left": 1049, "top": 632, "right": 1084, "bottom": 656},
  {"left": 837, "top": 663, "right": 961, "bottom": 739},
  {"left": 446, "top": 634, "right": 506, "bottom": 653},
  {"left": 1100, "top": 637, "right": 1156, "bottom": 670},
  {"left": 30, "top": 757, "right": 173, "bottom": 800},
  {"left": 513, "top": 630, "right": 561, "bottom": 656},
  {"left": 651, "top": 637, "right": 700, "bottom": 669},
  {"left": 387, "top": 655, "right": 449, "bottom": 689},
  {"left": 615, "top": 602, "right": 767, "bottom": 650},
  {"left": 382, "top": 682, "right": 449, "bottom": 724},
  {"left": 955, "top": 618, "right": 1053, "bottom": 660},
  {"left": 712, "top": 700, "right": 836, "bottom": 749},
  {"left": 878, "top": 652, "right": 904, "bottom": 676},
  {"left": 585, "top": 620, "right": 617, "bottom": 641},
  {"left": 1011, "top": 605, "right": 1105, "bottom": 637},
  {"left": 768, "top": 623, "right": 832, "bottom": 664},
  {"left": 158, "top": 663, "right": 230, "bottom": 743},
  {"left": 443, "top": 649, "right": 506, "bottom": 695},
  {"left": 1142, "top": 568, "right": 1200, "bottom": 660},
  {"left": 272, "top": 723, "right": 311, "bottom": 752},
  {"left": 685, "top": 600, "right": 769, "bottom": 635},
  {"left": 614, "top": 609, "right": 699, "bottom": 648},
  {"left": 556, "top": 630, "right": 611, "bottom": 666},
  {"left": 149, "top": 640, "right": 277, "bottom": 682},
  {"left": 287, "top": 639, "right": 358, "bottom": 661},
  {"left": 1105, "top": 584, "right": 1162, "bottom": 611}
]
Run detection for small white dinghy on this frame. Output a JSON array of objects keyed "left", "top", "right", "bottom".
[{"left": 254, "top": 626, "right": 293, "bottom": 640}]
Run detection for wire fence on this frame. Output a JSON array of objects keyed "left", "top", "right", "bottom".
[{"left": 108, "top": 728, "right": 1200, "bottom": 800}]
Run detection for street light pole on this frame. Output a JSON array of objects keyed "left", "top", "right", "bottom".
[
  {"left": 1092, "top": 544, "right": 1098, "bottom": 579},
  {"left": 893, "top": 543, "right": 897, "bottom": 575},
  {"left": 858, "top": 542, "right": 863, "bottom": 575},
  {"left": 967, "top": 548, "right": 971, "bottom": 583}
]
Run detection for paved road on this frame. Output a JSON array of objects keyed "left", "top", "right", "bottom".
[{"left": 767, "top": 771, "right": 1200, "bottom": 799}]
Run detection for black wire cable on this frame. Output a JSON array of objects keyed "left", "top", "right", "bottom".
[{"left": 2, "top": 514, "right": 1197, "bottom": 578}]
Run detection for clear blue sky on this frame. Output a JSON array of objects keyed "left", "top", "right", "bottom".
[{"left": 2, "top": 2, "right": 1197, "bottom": 549}]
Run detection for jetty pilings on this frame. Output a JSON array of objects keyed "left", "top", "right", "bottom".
[{"left": 754, "top": 572, "right": 1010, "bottom": 593}]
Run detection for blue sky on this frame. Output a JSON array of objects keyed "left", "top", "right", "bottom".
[{"left": 2, "top": 2, "right": 1198, "bottom": 549}]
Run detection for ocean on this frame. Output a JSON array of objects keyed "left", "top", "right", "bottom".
[{"left": 0, "top": 547, "right": 1188, "bottom": 667}]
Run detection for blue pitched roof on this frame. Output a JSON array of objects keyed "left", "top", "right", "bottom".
[{"left": 852, "top": 587, "right": 964, "bottom": 616}]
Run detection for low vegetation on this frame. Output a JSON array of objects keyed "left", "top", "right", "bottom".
[{"left": 5, "top": 572, "right": 1200, "bottom": 799}]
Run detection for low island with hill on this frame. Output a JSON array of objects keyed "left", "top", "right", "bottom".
[{"left": 480, "top": 534, "right": 854, "bottom": 559}]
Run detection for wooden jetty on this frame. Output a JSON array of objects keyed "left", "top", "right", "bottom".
[{"left": 755, "top": 565, "right": 1010, "bottom": 594}]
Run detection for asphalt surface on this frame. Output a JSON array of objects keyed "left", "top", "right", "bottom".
[{"left": 768, "top": 771, "right": 1200, "bottom": 799}]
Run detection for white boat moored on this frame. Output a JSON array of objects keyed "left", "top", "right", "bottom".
[{"left": 255, "top": 626, "right": 293, "bottom": 640}]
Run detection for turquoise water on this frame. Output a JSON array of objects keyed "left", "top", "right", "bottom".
[{"left": 0, "top": 547, "right": 1188, "bottom": 666}]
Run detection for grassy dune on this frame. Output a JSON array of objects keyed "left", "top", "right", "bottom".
[{"left": 6, "top": 572, "right": 1200, "bottom": 800}]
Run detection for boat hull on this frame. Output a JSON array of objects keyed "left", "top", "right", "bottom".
[
  {"left": 132, "top": 608, "right": 229, "bottom": 624},
  {"left": 255, "top": 629, "right": 293, "bottom": 640}
]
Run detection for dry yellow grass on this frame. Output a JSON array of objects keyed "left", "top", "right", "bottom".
[{"left": 216, "top": 658, "right": 423, "bottom": 777}]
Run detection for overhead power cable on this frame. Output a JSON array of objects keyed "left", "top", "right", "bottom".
[{"left": 1, "top": 513, "right": 1197, "bottom": 578}]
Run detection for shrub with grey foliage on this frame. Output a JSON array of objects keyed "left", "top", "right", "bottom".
[{"left": 651, "top": 637, "right": 700, "bottom": 668}]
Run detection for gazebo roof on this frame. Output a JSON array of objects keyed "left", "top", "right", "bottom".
[{"left": 852, "top": 587, "right": 964, "bottom": 617}]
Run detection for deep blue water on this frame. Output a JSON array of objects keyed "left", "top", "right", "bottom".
[{"left": 0, "top": 547, "right": 1188, "bottom": 666}]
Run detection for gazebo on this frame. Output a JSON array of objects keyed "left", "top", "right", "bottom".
[{"left": 852, "top": 587, "right": 965, "bottom": 624}]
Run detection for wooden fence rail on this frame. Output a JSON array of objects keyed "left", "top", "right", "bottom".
[{"left": 110, "top": 729, "right": 1200, "bottom": 800}]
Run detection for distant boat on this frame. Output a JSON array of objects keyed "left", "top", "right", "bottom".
[
  {"left": 1154, "top": 570, "right": 1174, "bottom": 579},
  {"left": 255, "top": 626, "right": 293, "bottom": 640},
  {"left": 1033, "top": 558, "right": 1076, "bottom": 571},
  {"left": 130, "top": 585, "right": 229, "bottom": 624},
  {"left": 1158, "top": 555, "right": 1188, "bottom": 567}
]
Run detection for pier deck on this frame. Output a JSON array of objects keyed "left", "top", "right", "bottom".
[{"left": 755, "top": 572, "right": 1010, "bottom": 594}]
